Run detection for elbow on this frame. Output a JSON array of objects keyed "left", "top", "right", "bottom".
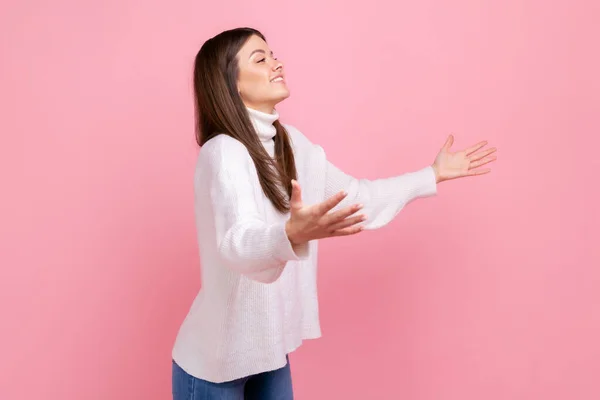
[
  {"left": 244, "top": 265, "right": 286, "bottom": 284},
  {"left": 225, "top": 258, "right": 286, "bottom": 284},
  {"left": 218, "top": 243, "right": 286, "bottom": 284}
]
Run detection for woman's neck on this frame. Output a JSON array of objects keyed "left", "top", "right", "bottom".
[{"left": 246, "top": 106, "right": 279, "bottom": 157}]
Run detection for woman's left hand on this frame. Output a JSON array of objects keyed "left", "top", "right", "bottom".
[{"left": 432, "top": 134, "right": 497, "bottom": 183}]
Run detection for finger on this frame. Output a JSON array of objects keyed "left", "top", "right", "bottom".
[
  {"left": 442, "top": 134, "right": 454, "bottom": 150},
  {"left": 469, "top": 155, "right": 497, "bottom": 169},
  {"left": 464, "top": 140, "right": 488, "bottom": 156},
  {"left": 290, "top": 180, "right": 303, "bottom": 210},
  {"left": 329, "top": 214, "right": 366, "bottom": 232},
  {"left": 469, "top": 147, "right": 497, "bottom": 162},
  {"left": 323, "top": 203, "right": 363, "bottom": 225},
  {"left": 332, "top": 225, "right": 364, "bottom": 237},
  {"left": 314, "top": 190, "right": 348, "bottom": 215},
  {"left": 465, "top": 168, "right": 492, "bottom": 176}
]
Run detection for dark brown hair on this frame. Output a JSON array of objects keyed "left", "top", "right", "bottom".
[{"left": 193, "top": 27, "right": 297, "bottom": 213}]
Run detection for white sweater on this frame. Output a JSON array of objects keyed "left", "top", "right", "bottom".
[{"left": 171, "top": 107, "right": 438, "bottom": 383}]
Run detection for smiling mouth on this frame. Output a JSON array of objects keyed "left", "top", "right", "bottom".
[{"left": 270, "top": 77, "right": 285, "bottom": 83}]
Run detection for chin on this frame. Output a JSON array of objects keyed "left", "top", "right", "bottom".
[{"left": 273, "top": 89, "right": 291, "bottom": 104}]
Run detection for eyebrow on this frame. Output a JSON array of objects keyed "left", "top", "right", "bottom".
[{"left": 249, "top": 49, "right": 273, "bottom": 59}]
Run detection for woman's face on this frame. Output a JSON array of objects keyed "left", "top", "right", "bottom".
[{"left": 236, "top": 35, "right": 289, "bottom": 113}]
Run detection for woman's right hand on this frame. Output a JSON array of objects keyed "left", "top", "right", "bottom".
[{"left": 285, "top": 179, "right": 366, "bottom": 245}]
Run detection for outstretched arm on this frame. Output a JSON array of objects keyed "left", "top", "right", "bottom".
[
  {"left": 324, "top": 161, "right": 438, "bottom": 230},
  {"left": 285, "top": 124, "right": 496, "bottom": 232}
]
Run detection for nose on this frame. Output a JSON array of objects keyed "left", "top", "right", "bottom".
[{"left": 272, "top": 59, "right": 283, "bottom": 71}]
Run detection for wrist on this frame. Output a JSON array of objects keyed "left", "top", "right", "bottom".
[
  {"left": 432, "top": 164, "right": 441, "bottom": 183},
  {"left": 285, "top": 219, "right": 299, "bottom": 245}
]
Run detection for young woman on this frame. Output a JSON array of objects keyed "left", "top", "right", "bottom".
[{"left": 171, "top": 27, "right": 497, "bottom": 399}]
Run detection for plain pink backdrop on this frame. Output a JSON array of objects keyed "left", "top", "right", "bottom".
[{"left": 2, "top": 0, "right": 599, "bottom": 399}]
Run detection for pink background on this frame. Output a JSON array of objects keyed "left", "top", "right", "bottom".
[{"left": 2, "top": 0, "right": 599, "bottom": 399}]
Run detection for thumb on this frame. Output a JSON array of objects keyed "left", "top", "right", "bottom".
[
  {"left": 290, "top": 180, "right": 303, "bottom": 210},
  {"left": 443, "top": 134, "right": 454, "bottom": 151}
]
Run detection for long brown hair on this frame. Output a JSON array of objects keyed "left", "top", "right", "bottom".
[{"left": 193, "top": 27, "right": 297, "bottom": 213}]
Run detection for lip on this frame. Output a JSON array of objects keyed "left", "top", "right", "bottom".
[{"left": 270, "top": 74, "right": 285, "bottom": 83}]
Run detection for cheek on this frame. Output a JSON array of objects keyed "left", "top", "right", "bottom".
[{"left": 239, "top": 70, "right": 268, "bottom": 97}]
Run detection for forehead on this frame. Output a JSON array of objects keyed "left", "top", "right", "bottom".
[{"left": 238, "top": 35, "right": 270, "bottom": 58}]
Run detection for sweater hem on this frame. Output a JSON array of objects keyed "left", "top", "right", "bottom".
[{"left": 172, "top": 332, "right": 321, "bottom": 384}]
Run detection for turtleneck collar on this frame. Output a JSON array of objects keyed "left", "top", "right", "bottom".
[{"left": 246, "top": 106, "right": 279, "bottom": 143}]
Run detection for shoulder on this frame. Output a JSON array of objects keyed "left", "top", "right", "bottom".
[
  {"left": 282, "top": 123, "right": 316, "bottom": 151},
  {"left": 196, "top": 134, "right": 254, "bottom": 180},
  {"left": 202, "top": 133, "right": 249, "bottom": 155},
  {"left": 199, "top": 134, "right": 251, "bottom": 165}
]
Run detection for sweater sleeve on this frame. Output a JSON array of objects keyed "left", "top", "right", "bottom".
[
  {"left": 206, "top": 138, "right": 308, "bottom": 284},
  {"left": 324, "top": 160, "right": 438, "bottom": 230}
]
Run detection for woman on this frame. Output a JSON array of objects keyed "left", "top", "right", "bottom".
[{"left": 171, "top": 27, "right": 497, "bottom": 399}]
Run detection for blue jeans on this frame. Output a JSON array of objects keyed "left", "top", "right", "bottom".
[{"left": 172, "top": 356, "right": 293, "bottom": 400}]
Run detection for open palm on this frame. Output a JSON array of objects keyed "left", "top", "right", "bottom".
[{"left": 432, "top": 134, "right": 497, "bottom": 183}]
